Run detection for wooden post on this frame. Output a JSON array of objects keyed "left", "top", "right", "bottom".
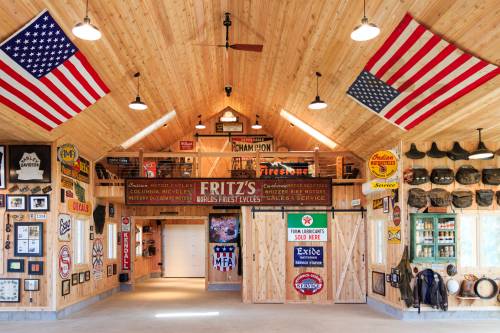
[
  {"left": 138, "top": 148, "right": 144, "bottom": 177},
  {"left": 313, "top": 148, "right": 319, "bottom": 177},
  {"left": 336, "top": 156, "right": 344, "bottom": 179}
]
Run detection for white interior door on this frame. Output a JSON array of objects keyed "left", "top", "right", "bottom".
[{"left": 163, "top": 224, "right": 206, "bottom": 277}]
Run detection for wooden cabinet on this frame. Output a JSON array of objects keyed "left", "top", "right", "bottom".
[{"left": 410, "top": 213, "right": 457, "bottom": 264}]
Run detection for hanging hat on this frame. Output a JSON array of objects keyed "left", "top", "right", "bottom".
[
  {"left": 405, "top": 143, "right": 425, "bottom": 159},
  {"left": 426, "top": 142, "right": 447, "bottom": 158},
  {"left": 446, "top": 279, "right": 460, "bottom": 295},
  {"left": 447, "top": 142, "right": 470, "bottom": 160},
  {"left": 446, "top": 264, "right": 457, "bottom": 276}
]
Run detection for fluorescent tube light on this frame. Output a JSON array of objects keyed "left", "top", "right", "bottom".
[
  {"left": 280, "top": 109, "right": 337, "bottom": 150},
  {"left": 120, "top": 110, "right": 176, "bottom": 149}
]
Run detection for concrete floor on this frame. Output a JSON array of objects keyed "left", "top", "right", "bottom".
[{"left": 0, "top": 278, "right": 498, "bottom": 333}]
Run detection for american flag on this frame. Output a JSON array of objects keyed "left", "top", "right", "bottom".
[
  {"left": 347, "top": 13, "right": 499, "bottom": 131},
  {"left": 0, "top": 10, "right": 109, "bottom": 131}
]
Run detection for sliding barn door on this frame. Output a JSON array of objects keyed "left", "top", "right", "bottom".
[
  {"left": 252, "top": 213, "right": 286, "bottom": 303},
  {"left": 334, "top": 213, "right": 366, "bottom": 303}
]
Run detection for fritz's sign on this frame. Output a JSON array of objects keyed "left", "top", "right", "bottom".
[{"left": 125, "top": 178, "right": 332, "bottom": 206}]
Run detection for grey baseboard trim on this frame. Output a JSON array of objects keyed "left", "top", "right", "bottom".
[
  {"left": 0, "top": 287, "right": 120, "bottom": 321},
  {"left": 207, "top": 283, "right": 241, "bottom": 291},
  {"left": 367, "top": 297, "right": 500, "bottom": 320},
  {"left": 150, "top": 272, "right": 161, "bottom": 278}
]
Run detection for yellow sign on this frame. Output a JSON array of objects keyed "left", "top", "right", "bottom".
[
  {"left": 58, "top": 144, "right": 79, "bottom": 166},
  {"left": 368, "top": 150, "right": 398, "bottom": 179},
  {"left": 371, "top": 181, "right": 399, "bottom": 189},
  {"left": 61, "top": 176, "right": 74, "bottom": 189},
  {"left": 388, "top": 226, "right": 401, "bottom": 244},
  {"left": 67, "top": 199, "right": 92, "bottom": 216}
]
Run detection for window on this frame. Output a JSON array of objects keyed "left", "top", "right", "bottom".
[
  {"left": 135, "top": 226, "right": 142, "bottom": 257},
  {"left": 107, "top": 223, "right": 117, "bottom": 259},
  {"left": 460, "top": 213, "right": 500, "bottom": 268},
  {"left": 74, "top": 218, "right": 88, "bottom": 265},
  {"left": 372, "top": 218, "right": 386, "bottom": 265}
]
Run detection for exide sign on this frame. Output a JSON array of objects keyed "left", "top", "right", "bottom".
[{"left": 125, "top": 178, "right": 332, "bottom": 206}]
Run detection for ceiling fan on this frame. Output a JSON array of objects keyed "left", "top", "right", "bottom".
[{"left": 213, "top": 12, "right": 264, "bottom": 52}]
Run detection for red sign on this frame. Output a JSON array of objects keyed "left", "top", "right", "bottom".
[
  {"left": 143, "top": 161, "right": 157, "bottom": 178},
  {"left": 179, "top": 140, "right": 194, "bottom": 151},
  {"left": 393, "top": 205, "right": 401, "bottom": 226},
  {"left": 122, "top": 231, "right": 131, "bottom": 271},
  {"left": 125, "top": 178, "right": 332, "bottom": 206},
  {"left": 293, "top": 272, "right": 324, "bottom": 295},
  {"left": 58, "top": 245, "right": 71, "bottom": 279}
]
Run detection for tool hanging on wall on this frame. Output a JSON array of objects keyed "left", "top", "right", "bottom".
[{"left": 4, "top": 213, "right": 11, "bottom": 250}]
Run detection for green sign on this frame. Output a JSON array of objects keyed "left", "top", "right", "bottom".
[{"left": 287, "top": 213, "right": 328, "bottom": 242}]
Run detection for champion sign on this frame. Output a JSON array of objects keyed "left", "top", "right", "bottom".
[
  {"left": 212, "top": 245, "right": 236, "bottom": 272},
  {"left": 293, "top": 272, "right": 324, "bottom": 296}
]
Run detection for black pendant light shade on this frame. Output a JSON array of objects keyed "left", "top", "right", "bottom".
[
  {"left": 469, "top": 128, "right": 494, "bottom": 160},
  {"left": 129, "top": 72, "right": 148, "bottom": 110},
  {"left": 308, "top": 72, "right": 327, "bottom": 110}
]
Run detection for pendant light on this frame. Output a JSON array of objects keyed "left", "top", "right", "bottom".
[
  {"left": 128, "top": 72, "right": 148, "bottom": 111},
  {"left": 195, "top": 115, "right": 206, "bottom": 130},
  {"left": 251, "top": 115, "right": 263, "bottom": 130},
  {"left": 351, "top": 0, "right": 380, "bottom": 42},
  {"left": 469, "top": 128, "right": 494, "bottom": 160},
  {"left": 308, "top": 72, "right": 327, "bottom": 110},
  {"left": 72, "top": 0, "right": 102, "bottom": 41}
]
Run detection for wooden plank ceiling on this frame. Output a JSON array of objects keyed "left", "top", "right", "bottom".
[{"left": 0, "top": 0, "right": 499, "bottom": 160}]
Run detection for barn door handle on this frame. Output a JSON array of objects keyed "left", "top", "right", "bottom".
[
  {"left": 253, "top": 254, "right": 255, "bottom": 261},
  {"left": 362, "top": 254, "right": 365, "bottom": 262}
]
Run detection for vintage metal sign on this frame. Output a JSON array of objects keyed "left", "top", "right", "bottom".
[
  {"left": 67, "top": 199, "right": 92, "bottom": 215},
  {"left": 125, "top": 178, "right": 332, "bottom": 206},
  {"left": 368, "top": 150, "right": 398, "bottom": 179},
  {"left": 179, "top": 141, "right": 194, "bottom": 151},
  {"left": 121, "top": 231, "right": 131, "bottom": 270},
  {"left": 107, "top": 157, "right": 130, "bottom": 165},
  {"left": 388, "top": 226, "right": 401, "bottom": 244},
  {"left": 61, "top": 176, "right": 74, "bottom": 189},
  {"left": 216, "top": 122, "right": 243, "bottom": 133},
  {"left": 293, "top": 246, "right": 324, "bottom": 267},
  {"left": 293, "top": 272, "right": 324, "bottom": 295},
  {"left": 231, "top": 137, "right": 273, "bottom": 152},
  {"left": 287, "top": 213, "right": 328, "bottom": 242},
  {"left": 58, "top": 213, "right": 71, "bottom": 241},
  {"left": 58, "top": 245, "right": 71, "bottom": 279},
  {"left": 260, "top": 162, "right": 311, "bottom": 178},
  {"left": 61, "top": 156, "right": 90, "bottom": 184},
  {"left": 92, "top": 239, "right": 104, "bottom": 280},
  {"left": 121, "top": 216, "right": 131, "bottom": 232},
  {"left": 57, "top": 144, "right": 79, "bottom": 166},
  {"left": 393, "top": 205, "right": 401, "bottom": 226},
  {"left": 212, "top": 245, "right": 236, "bottom": 272}
]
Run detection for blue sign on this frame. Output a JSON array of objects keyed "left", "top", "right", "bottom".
[{"left": 293, "top": 246, "right": 323, "bottom": 267}]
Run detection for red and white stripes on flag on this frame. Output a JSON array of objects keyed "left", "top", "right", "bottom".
[
  {"left": 0, "top": 10, "right": 109, "bottom": 131},
  {"left": 347, "top": 13, "right": 499, "bottom": 131}
]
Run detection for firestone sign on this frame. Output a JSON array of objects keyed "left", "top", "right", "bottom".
[{"left": 125, "top": 178, "right": 332, "bottom": 206}]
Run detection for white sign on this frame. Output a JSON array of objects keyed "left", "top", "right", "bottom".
[
  {"left": 16, "top": 152, "right": 43, "bottom": 180},
  {"left": 58, "top": 213, "right": 71, "bottom": 241},
  {"left": 121, "top": 216, "right": 131, "bottom": 232}
]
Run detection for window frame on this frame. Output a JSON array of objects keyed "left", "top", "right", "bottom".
[
  {"left": 371, "top": 217, "right": 387, "bottom": 266},
  {"left": 107, "top": 223, "right": 117, "bottom": 259},
  {"left": 73, "top": 217, "right": 89, "bottom": 266}
]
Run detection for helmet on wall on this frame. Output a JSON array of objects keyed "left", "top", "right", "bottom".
[{"left": 446, "top": 278, "right": 460, "bottom": 295}]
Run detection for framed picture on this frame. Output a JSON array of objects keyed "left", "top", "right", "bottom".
[
  {"left": 71, "top": 273, "right": 79, "bottom": 286},
  {"left": 14, "top": 222, "right": 43, "bottom": 257},
  {"left": 0, "top": 278, "right": 21, "bottom": 302},
  {"left": 24, "top": 279, "right": 39, "bottom": 292},
  {"left": 89, "top": 233, "right": 94, "bottom": 240},
  {"left": 7, "top": 259, "right": 25, "bottom": 273},
  {"left": 8, "top": 145, "right": 51, "bottom": 183},
  {"left": 372, "top": 271, "right": 386, "bottom": 296},
  {"left": 208, "top": 213, "right": 240, "bottom": 243},
  {"left": 6, "top": 195, "right": 27, "bottom": 211},
  {"left": 107, "top": 265, "right": 113, "bottom": 277},
  {"left": 28, "top": 194, "right": 50, "bottom": 212},
  {"left": 84, "top": 271, "right": 90, "bottom": 281},
  {"left": 28, "top": 261, "right": 44, "bottom": 275},
  {"left": 79, "top": 272, "right": 85, "bottom": 284},
  {"left": 112, "top": 264, "right": 117, "bottom": 275},
  {"left": 383, "top": 197, "right": 389, "bottom": 213},
  {"left": 0, "top": 194, "right": 4, "bottom": 207},
  {"left": 108, "top": 203, "right": 115, "bottom": 218},
  {"left": 61, "top": 279, "right": 70, "bottom": 296}
]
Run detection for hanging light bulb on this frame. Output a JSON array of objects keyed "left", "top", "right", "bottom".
[
  {"left": 308, "top": 72, "right": 327, "bottom": 110},
  {"left": 251, "top": 115, "right": 263, "bottom": 130},
  {"left": 128, "top": 72, "right": 148, "bottom": 110},
  {"left": 469, "top": 128, "right": 494, "bottom": 160},
  {"left": 351, "top": 0, "right": 380, "bottom": 42},
  {"left": 195, "top": 115, "right": 206, "bottom": 130},
  {"left": 72, "top": 0, "right": 102, "bottom": 41}
]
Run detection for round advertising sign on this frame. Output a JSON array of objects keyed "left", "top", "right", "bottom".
[
  {"left": 393, "top": 205, "right": 401, "bottom": 226},
  {"left": 368, "top": 150, "right": 398, "bottom": 179},
  {"left": 58, "top": 245, "right": 72, "bottom": 279},
  {"left": 293, "top": 272, "right": 324, "bottom": 296},
  {"left": 57, "top": 144, "right": 79, "bottom": 166},
  {"left": 301, "top": 214, "right": 313, "bottom": 227}
]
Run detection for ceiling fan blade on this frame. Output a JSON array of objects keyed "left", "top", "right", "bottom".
[{"left": 230, "top": 44, "right": 263, "bottom": 52}]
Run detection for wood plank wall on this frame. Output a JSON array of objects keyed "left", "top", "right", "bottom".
[{"left": 367, "top": 140, "right": 500, "bottom": 311}]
